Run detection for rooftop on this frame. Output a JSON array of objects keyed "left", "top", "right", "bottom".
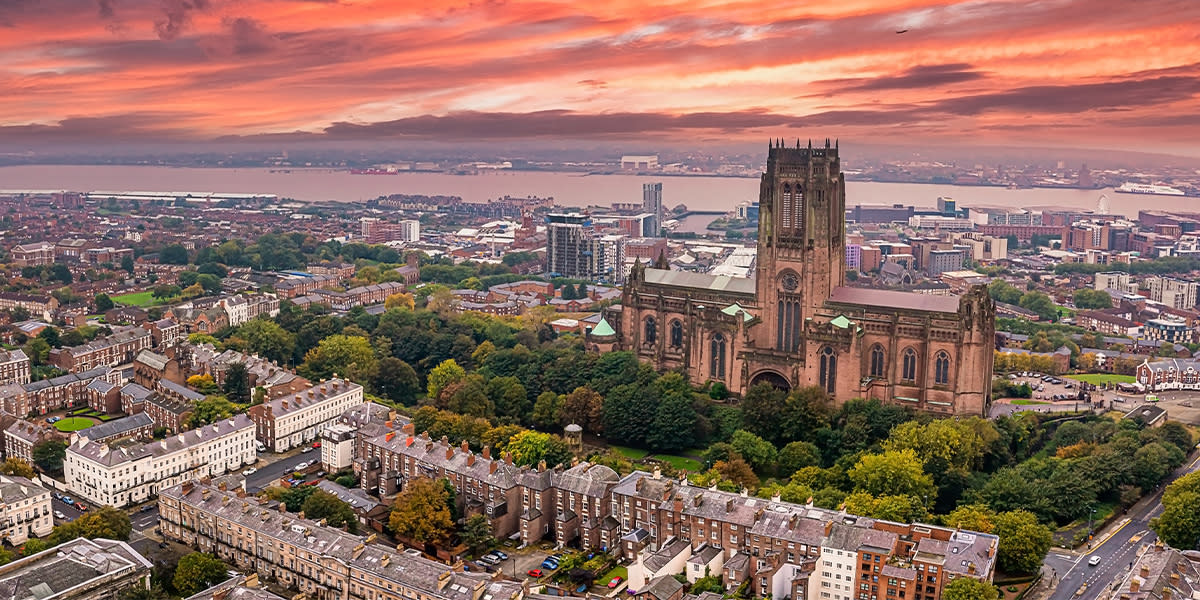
[{"left": 827, "top": 286, "right": 961, "bottom": 314}]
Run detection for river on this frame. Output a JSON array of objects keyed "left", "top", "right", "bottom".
[{"left": 2, "top": 164, "right": 1196, "bottom": 218}]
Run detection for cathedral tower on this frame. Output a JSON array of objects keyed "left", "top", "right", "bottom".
[{"left": 756, "top": 139, "right": 847, "bottom": 353}]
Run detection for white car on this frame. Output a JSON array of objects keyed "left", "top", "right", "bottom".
[
  {"left": 301, "top": 446, "right": 314, "bottom": 453},
  {"left": 1088, "top": 555, "right": 1101, "bottom": 567},
  {"left": 54, "top": 511, "right": 66, "bottom": 519},
  {"left": 295, "top": 461, "right": 309, "bottom": 470},
  {"left": 242, "top": 467, "right": 258, "bottom": 476}
]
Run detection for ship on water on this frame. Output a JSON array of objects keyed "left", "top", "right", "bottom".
[{"left": 1115, "top": 182, "right": 1185, "bottom": 196}]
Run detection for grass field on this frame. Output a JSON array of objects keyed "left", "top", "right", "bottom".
[
  {"left": 654, "top": 454, "right": 703, "bottom": 472},
  {"left": 54, "top": 417, "right": 94, "bottom": 432},
  {"left": 612, "top": 446, "right": 649, "bottom": 460},
  {"left": 112, "top": 291, "right": 159, "bottom": 307},
  {"left": 1068, "top": 374, "right": 1136, "bottom": 385},
  {"left": 1010, "top": 399, "right": 1049, "bottom": 405},
  {"left": 595, "top": 565, "right": 627, "bottom": 586}
]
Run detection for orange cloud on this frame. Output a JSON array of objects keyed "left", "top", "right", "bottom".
[{"left": 0, "top": 0, "right": 1197, "bottom": 151}]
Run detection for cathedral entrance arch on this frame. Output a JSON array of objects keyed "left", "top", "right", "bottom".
[{"left": 749, "top": 370, "right": 791, "bottom": 392}]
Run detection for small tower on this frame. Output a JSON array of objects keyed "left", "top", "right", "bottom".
[{"left": 564, "top": 423, "right": 583, "bottom": 455}]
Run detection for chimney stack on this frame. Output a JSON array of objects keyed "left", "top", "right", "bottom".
[
  {"left": 467, "top": 453, "right": 476, "bottom": 467},
  {"left": 482, "top": 446, "right": 491, "bottom": 460},
  {"left": 446, "top": 446, "right": 454, "bottom": 460},
  {"left": 461, "top": 440, "right": 470, "bottom": 453},
  {"left": 1141, "top": 565, "right": 1150, "bottom": 578},
  {"left": 824, "top": 521, "right": 833, "bottom": 536},
  {"left": 490, "top": 461, "right": 498, "bottom": 474}
]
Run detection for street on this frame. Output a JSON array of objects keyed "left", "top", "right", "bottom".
[{"left": 1044, "top": 452, "right": 1200, "bottom": 600}]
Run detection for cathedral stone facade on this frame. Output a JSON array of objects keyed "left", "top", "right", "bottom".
[{"left": 597, "top": 141, "right": 995, "bottom": 416}]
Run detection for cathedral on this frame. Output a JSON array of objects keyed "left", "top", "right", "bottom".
[{"left": 594, "top": 140, "right": 995, "bottom": 416}]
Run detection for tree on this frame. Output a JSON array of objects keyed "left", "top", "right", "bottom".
[
  {"left": 729, "top": 430, "right": 778, "bottom": 474},
  {"left": 25, "top": 337, "right": 50, "bottom": 365},
  {"left": 426, "top": 358, "right": 467, "bottom": 400},
  {"left": 159, "top": 244, "right": 190, "bottom": 265},
  {"left": 152, "top": 284, "right": 181, "bottom": 299},
  {"left": 37, "top": 326, "right": 61, "bottom": 348},
  {"left": 301, "top": 490, "right": 358, "bottom": 533},
  {"left": 460, "top": 514, "right": 495, "bottom": 554},
  {"left": 778, "top": 441, "right": 822, "bottom": 476},
  {"left": 0, "top": 458, "right": 35, "bottom": 479},
  {"left": 187, "top": 374, "right": 219, "bottom": 395},
  {"left": 1073, "top": 289, "right": 1112, "bottom": 310},
  {"left": 374, "top": 357, "right": 421, "bottom": 405},
  {"left": 532, "top": 391, "right": 564, "bottom": 430},
  {"left": 94, "top": 293, "right": 114, "bottom": 312},
  {"left": 942, "top": 578, "right": 999, "bottom": 600},
  {"left": 222, "top": 362, "right": 251, "bottom": 404},
  {"left": 648, "top": 373, "right": 698, "bottom": 452},
  {"left": 121, "top": 254, "right": 135, "bottom": 274},
  {"left": 49, "top": 506, "right": 133, "bottom": 545},
  {"left": 300, "top": 334, "right": 378, "bottom": 383},
  {"left": 987, "top": 280, "right": 1023, "bottom": 305},
  {"left": 487, "top": 376, "right": 529, "bottom": 420},
  {"left": 389, "top": 478, "right": 455, "bottom": 546},
  {"left": 741, "top": 385, "right": 829, "bottom": 446},
  {"left": 235, "top": 318, "right": 296, "bottom": 364},
  {"left": 49, "top": 263, "right": 72, "bottom": 284},
  {"left": 385, "top": 292, "right": 416, "bottom": 311},
  {"left": 560, "top": 386, "right": 604, "bottom": 433},
  {"left": 506, "top": 430, "right": 571, "bottom": 467},
  {"left": 32, "top": 440, "right": 66, "bottom": 475},
  {"left": 848, "top": 450, "right": 936, "bottom": 500},
  {"left": 187, "top": 396, "right": 236, "bottom": 428},
  {"left": 1152, "top": 471, "right": 1200, "bottom": 549},
  {"left": 172, "top": 552, "right": 228, "bottom": 596},
  {"left": 945, "top": 504, "right": 996, "bottom": 534},
  {"left": 1018, "top": 291, "right": 1057, "bottom": 321},
  {"left": 992, "top": 510, "right": 1052, "bottom": 575},
  {"left": 713, "top": 458, "right": 760, "bottom": 491}
]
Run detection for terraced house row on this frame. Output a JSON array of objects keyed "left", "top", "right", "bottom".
[
  {"left": 159, "top": 480, "right": 525, "bottom": 600},
  {"left": 325, "top": 406, "right": 998, "bottom": 600}
]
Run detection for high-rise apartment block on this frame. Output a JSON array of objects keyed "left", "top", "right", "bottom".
[
  {"left": 1147, "top": 276, "right": 1199, "bottom": 309},
  {"left": 642, "top": 183, "right": 663, "bottom": 237},
  {"left": 546, "top": 213, "right": 614, "bottom": 281},
  {"left": 360, "top": 218, "right": 419, "bottom": 244}
]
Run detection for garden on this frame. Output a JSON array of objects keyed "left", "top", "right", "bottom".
[{"left": 54, "top": 416, "right": 95, "bottom": 432}]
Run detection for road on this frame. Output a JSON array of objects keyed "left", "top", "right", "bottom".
[{"left": 1045, "top": 452, "right": 1200, "bottom": 600}]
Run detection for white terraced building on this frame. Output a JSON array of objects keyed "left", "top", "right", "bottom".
[
  {"left": 0, "top": 474, "right": 53, "bottom": 544},
  {"left": 64, "top": 414, "right": 256, "bottom": 507}
]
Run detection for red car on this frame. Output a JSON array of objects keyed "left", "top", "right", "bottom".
[
  {"left": 607, "top": 577, "right": 623, "bottom": 589},
  {"left": 312, "top": 442, "right": 321, "bottom": 449},
  {"left": 75, "top": 502, "right": 88, "bottom": 511},
  {"left": 526, "top": 569, "right": 542, "bottom": 578}
]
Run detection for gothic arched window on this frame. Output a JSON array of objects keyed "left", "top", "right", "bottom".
[
  {"left": 644, "top": 317, "right": 656, "bottom": 345},
  {"left": 819, "top": 346, "right": 837, "bottom": 394},
  {"left": 670, "top": 320, "right": 683, "bottom": 348},
  {"left": 901, "top": 348, "right": 918, "bottom": 382},
  {"left": 710, "top": 333, "right": 727, "bottom": 379},
  {"left": 935, "top": 351, "right": 951, "bottom": 385},
  {"left": 869, "top": 345, "right": 885, "bottom": 378}
]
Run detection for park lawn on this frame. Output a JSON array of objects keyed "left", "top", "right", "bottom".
[
  {"left": 112, "top": 291, "right": 159, "bottom": 307},
  {"left": 1068, "top": 374, "right": 1136, "bottom": 385},
  {"left": 653, "top": 454, "right": 703, "bottom": 472},
  {"left": 55, "top": 417, "right": 94, "bottom": 432},
  {"left": 1010, "top": 399, "right": 1049, "bottom": 405},
  {"left": 612, "top": 446, "right": 649, "bottom": 460}
]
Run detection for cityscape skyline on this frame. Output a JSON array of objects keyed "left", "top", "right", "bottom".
[{"left": 1, "top": 0, "right": 1199, "bottom": 156}]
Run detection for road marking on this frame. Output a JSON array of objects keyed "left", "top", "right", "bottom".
[{"left": 1055, "top": 553, "right": 1074, "bottom": 560}]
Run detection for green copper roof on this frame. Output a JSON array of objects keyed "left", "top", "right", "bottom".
[
  {"left": 591, "top": 318, "right": 616, "bottom": 337},
  {"left": 830, "top": 315, "right": 852, "bottom": 329},
  {"left": 722, "top": 303, "right": 754, "bottom": 322}
]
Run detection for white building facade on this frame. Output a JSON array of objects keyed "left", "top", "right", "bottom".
[
  {"left": 0, "top": 474, "right": 53, "bottom": 544},
  {"left": 64, "top": 415, "right": 256, "bottom": 507}
]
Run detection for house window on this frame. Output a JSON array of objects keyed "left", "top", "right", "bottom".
[
  {"left": 819, "top": 346, "right": 837, "bottom": 394},
  {"left": 934, "top": 352, "right": 950, "bottom": 384},
  {"left": 670, "top": 320, "right": 683, "bottom": 348},
  {"left": 710, "top": 333, "right": 727, "bottom": 379},
  {"left": 644, "top": 317, "right": 657, "bottom": 345},
  {"left": 901, "top": 348, "right": 917, "bottom": 382},
  {"left": 869, "top": 345, "right": 885, "bottom": 378}
]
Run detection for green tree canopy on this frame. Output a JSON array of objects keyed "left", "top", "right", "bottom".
[
  {"left": 992, "top": 510, "right": 1052, "bottom": 575},
  {"left": 426, "top": 358, "right": 467, "bottom": 400},
  {"left": 942, "top": 578, "right": 999, "bottom": 600},
  {"left": 505, "top": 431, "right": 571, "bottom": 467},
  {"left": 300, "top": 334, "right": 378, "bottom": 383},
  {"left": 374, "top": 357, "right": 421, "bottom": 405},
  {"left": 1072, "top": 289, "right": 1112, "bottom": 309},
  {"left": 301, "top": 490, "right": 358, "bottom": 533},
  {"left": 848, "top": 449, "right": 936, "bottom": 500},
  {"left": 32, "top": 440, "right": 66, "bottom": 476},
  {"left": 172, "top": 553, "right": 228, "bottom": 596}
]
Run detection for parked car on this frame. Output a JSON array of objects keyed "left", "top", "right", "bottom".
[
  {"left": 75, "top": 502, "right": 88, "bottom": 511},
  {"left": 295, "top": 461, "right": 310, "bottom": 470},
  {"left": 301, "top": 446, "right": 314, "bottom": 453},
  {"left": 53, "top": 511, "right": 65, "bottom": 519},
  {"left": 315, "top": 471, "right": 327, "bottom": 478},
  {"left": 140, "top": 505, "right": 153, "bottom": 513},
  {"left": 541, "top": 558, "right": 560, "bottom": 570},
  {"left": 608, "top": 577, "right": 624, "bottom": 589},
  {"left": 61, "top": 496, "right": 73, "bottom": 505},
  {"left": 527, "top": 569, "right": 543, "bottom": 578},
  {"left": 489, "top": 550, "right": 509, "bottom": 561},
  {"left": 312, "top": 442, "right": 322, "bottom": 449},
  {"left": 242, "top": 467, "right": 258, "bottom": 476},
  {"left": 53, "top": 493, "right": 63, "bottom": 501},
  {"left": 479, "top": 555, "right": 500, "bottom": 566}
]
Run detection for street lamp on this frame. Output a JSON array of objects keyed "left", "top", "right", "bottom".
[{"left": 1087, "top": 506, "right": 1097, "bottom": 548}]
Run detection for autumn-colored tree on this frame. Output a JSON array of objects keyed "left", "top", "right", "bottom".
[
  {"left": 385, "top": 292, "right": 416, "bottom": 311},
  {"left": 713, "top": 458, "right": 759, "bottom": 491},
  {"left": 560, "top": 386, "right": 604, "bottom": 433},
  {"left": 426, "top": 358, "right": 467, "bottom": 400},
  {"left": 0, "top": 457, "right": 35, "bottom": 479},
  {"left": 389, "top": 478, "right": 455, "bottom": 546}
]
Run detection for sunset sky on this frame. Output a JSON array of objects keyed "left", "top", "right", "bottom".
[{"left": 2, "top": 0, "right": 1199, "bottom": 153}]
